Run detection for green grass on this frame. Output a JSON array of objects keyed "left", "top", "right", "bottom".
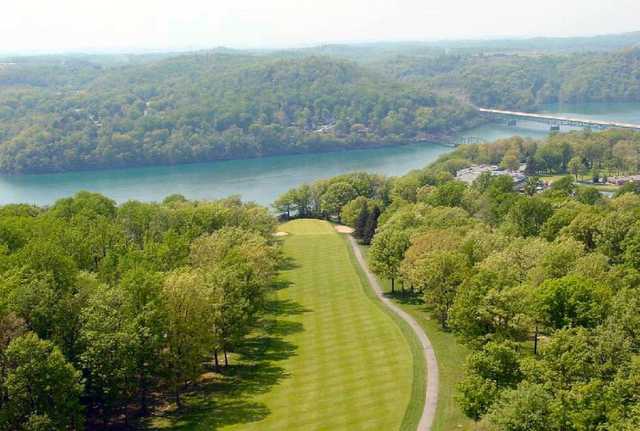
[
  {"left": 360, "top": 245, "right": 476, "bottom": 431},
  {"left": 151, "top": 219, "right": 416, "bottom": 430},
  {"left": 584, "top": 183, "right": 620, "bottom": 192},
  {"left": 541, "top": 174, "right": 621, "bottom": 192},
  {"left": 540, "top": 174, "right": 569, "bottom": 183},
  {"left": 342, "top": 235, "right": 426, "bottom": 431}
]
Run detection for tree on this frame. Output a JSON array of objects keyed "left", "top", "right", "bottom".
[
  {"left": 613, "top": 140, "right": 640, "bottom": 173},
  {"left": 424, "top": 181, "right": 467, "bottom": 207},
  {"left": 500, "top": 148, "right": 520, "bottom": 171},
  {"left": 414, "top": 251, "right": 469, "bottom": 327},
  {"left": 190, "top": 227, "right": 278, "bottom": 366},
  {"left": 456, "top": 341, "right": 522, "bottom": 421},
  {"left": 549, "top": 175, "right": 576, "bottom": 196},
  {"left": 362, "top": 205, "right": 381, "bottom": 245},
  {"left": 79, "top": 285, "right": 140, "bottom": 424},
  {"left": 575, "top": 186, "right": 602, "bottom": 205},
  {"left": 163, "top": 194, "right": 188, "bottom": 205},
  {"left": 369, "top": 229, "right": 410, "bottom": 293},
  {"left": 595, "top": 210, "right": 637, "bottom": 261},
  {"left": 450, "top": 238, "right": 547, "bottom": 343},
  {"left": 523, "top": 176, "right": 541, "bottom": 196},
  {"left": 339, "top": 196, "right": 369, "bottom": 227},
  {"left": 535, "top": 142, "right": 565, "bottom": 173},
  {"left": 506, "top": 197, "right": 554, "bottom": 238},
  {"left": 540, "top": 205, "right": 581, "bottom": 241},
  {"left": 0, "top": 312, "right": 26, "bottom": 411},
  {"left": 561, "top": 211, "right": 602, "bottom": 250},
  {"left": 118, "top": 268, "right": 166, "bottom": 415},
  {"left": 205, "top": 268, "right": 253, "bottom": 368},
  {"left": 190, "top": 227, "right": 278, "bottom": 315},
  {"left": 273, "top": 190, "right": 295, "bottom": 219},
  {"left": 568, "top": 156, "right": 585, "bottom": 180},
  {"left": 162, "top": 270, "right": 213, "bottom": 408},
  {"left": 391, "top": 174, "right": 421, "bottom": 203},
  {"left": 13, "top": 240, "right": 78, "bottom": 290},
  {"left": 478, "top": 175, "right": 518, "bottom": 226},
  {"left": 2, "top": 333, "right": 84, "bottom": 430},
  {"left": 524, "top": 155, "right": 539, "bottom": 176},
  {"left": 291, "top": 184, "right": 313, "bottom": 217},
  {"left": 531, "top": 275, "right": 611, "bottom": 332},
  {"left": 354, "top": 202, "right": 369, "bottom": 239},
  {"left": 614, "top": 181, "right": 640, "bottom": 197},
  {"left": 0, "top": 268, "right": 84, "bottom": 359},
  {"left": 320, "top": 182, "right": 357, "bottom": 220},
  {"left": 487, "top": 383, "right": 553, "bottom": 431}
]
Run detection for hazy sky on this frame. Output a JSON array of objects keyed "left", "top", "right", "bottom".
[{"left": 2, "top": 0, "right": 639, "bottom": 53}]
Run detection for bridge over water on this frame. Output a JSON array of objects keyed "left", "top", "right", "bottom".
[{"left": 478, "top": 107, "right": 640, "bottom": 131}]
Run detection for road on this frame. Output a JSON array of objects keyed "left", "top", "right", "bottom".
[{"left": 347, "top": 235, "right": 439, "bottom": 431}]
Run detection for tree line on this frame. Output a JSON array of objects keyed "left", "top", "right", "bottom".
[
  {"left": 0, "top": 192, "right": 281, "bottom": 429},
  {"left": 367, "top": 170, "right": 640, "bottom": 429},
  {"left": 273, "top": 171, "right": 388, "bottom": 244},
  {"left": 376, "top": 47, "right": 640, "bottom": 110}
]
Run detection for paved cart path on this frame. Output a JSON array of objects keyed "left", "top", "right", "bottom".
[{"left": 348, "top": 235, "right": 439, "bottom": 431}]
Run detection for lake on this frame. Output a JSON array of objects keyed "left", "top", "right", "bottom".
[{"left": 1, "top": 102, "right": 640, "bottom": 207}]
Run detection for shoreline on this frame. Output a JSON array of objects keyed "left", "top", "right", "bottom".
[{"left": 0, "top": 136, "right": 460, "bottom": 178}]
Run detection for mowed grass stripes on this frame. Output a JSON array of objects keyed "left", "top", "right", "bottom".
[
  {"left": 223, "top": 219, "right": 414, "bottom": 430},
  {"left": 151, "top": 219, "right": 415, "bottom": 431}
]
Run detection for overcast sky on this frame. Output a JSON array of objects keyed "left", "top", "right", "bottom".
[{"left": 2, "top": 0, "right": 639, "bottom": 54}]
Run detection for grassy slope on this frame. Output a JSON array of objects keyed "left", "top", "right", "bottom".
[
  {"left": 360, "top": 245, "right": 476, "bottom": 431},
  {"left": 342, "top": 234, "right": 426, "bottom": 431},
  {"left": 153, "top": 219, "right": 416, "bottom": 430}
]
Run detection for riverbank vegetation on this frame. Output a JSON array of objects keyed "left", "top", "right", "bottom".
[
  {"left": 0, "top": 192, "right": 282, "bottom": 429},
  {"left": 277, "top": 128, "right": 640, "bottom": 430},
  {"left": 0, "top": 55, "right": 475, "bottom": 174},
  {"left": 435, "top": 128, "right": 640, "bottom": 180}
]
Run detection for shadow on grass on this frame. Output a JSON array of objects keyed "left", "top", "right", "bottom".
[
  {"left": 154, "top": 287, "right": 308, "bottom": 429},
  {"left": 264, "top": 297, "right": 312, "bottom": 316},
  {"left": 278, "top": 255, "right": 299, "bottom": 271},
  {"left": 271, "top": 279, "right": 292, "bottom": 291},
  {"left": 155, "top": 393, "right": 271, "bottom": 431},
  {"left": 384, "top": 290, "right": 424, "bottom": 306},
  {"left": 155, "top": 334, "right": 299, "bottom": 430}
]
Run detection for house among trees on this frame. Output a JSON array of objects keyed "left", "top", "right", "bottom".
[{"left": 456, "top": 164, "right": 527, "bottom": 187}]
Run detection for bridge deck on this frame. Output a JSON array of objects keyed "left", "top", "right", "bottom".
[{"left": 478, "top": 108, "right": 640, "bottom": 131}]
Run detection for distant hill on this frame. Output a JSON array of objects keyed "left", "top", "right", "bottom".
[
  {"left": 372, "top": 47, "right": 640, "bottom": 109},
  {"left": 2, "top": 30, "right": 640, "bottom": 174},
  {"left": 427, "top": 31, "right": 640, "bottom": 53},
  {"left": 0, "top": 55, "right": 475, "bottom": 174},
  {"left": 280, "top": 31, "right": 640, "bottom": 62}
]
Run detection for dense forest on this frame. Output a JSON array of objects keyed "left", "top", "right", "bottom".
[
  {"left": 276, "top": 128, "right": 640, "bottom": 430},
  {"left": 0, "top": 55, "right": 475, "bottom": 174},
  {"left": 376, "top": 47, "right": 640, "bottom": 109},
  {"left": 0, "top": 192, "right": 281, "bottom": 429},
  {"left": 2, "top": 30, "right": 640, "bottom": 175}
]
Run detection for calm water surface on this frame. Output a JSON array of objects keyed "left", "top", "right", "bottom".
[{"left": 1, "top": 102, "right": 639, "bottom": 206}]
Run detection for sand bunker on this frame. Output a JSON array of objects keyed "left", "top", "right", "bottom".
[
  {"left": 274, "top": 231, "right": 289, "bottom": 237},
  {"left": 334, "top": 225, "right": 355, "bottom": 234}
]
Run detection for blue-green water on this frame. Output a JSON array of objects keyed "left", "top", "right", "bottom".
[{"left": 1, "top": 102, "right": 639, "bottom": 206}]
